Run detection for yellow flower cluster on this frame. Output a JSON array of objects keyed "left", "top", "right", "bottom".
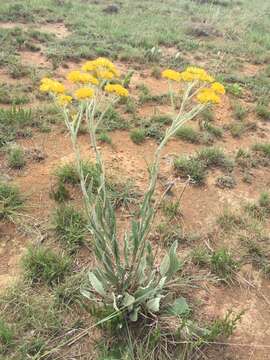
[
  {"left": 105, "top": 84, "right": 129, "bottom": 97},
  {"left": 211, "top": 82, "right": 225, "bottom": 95},
  {"left": 162, "top": 66, "right": 214, "bottom": 83},
  {"left": 40, "top": 78, "right": 65, "bottom": 94},
  {"left": 196, "top": 81, "right": 226, "bottom": 104},
  {"left": 67, "top": 71, "right": 99, "bottom": 85},
  {"left": 196, "top": 88, "right": 221, "bottom": 104},
  {"left": 57, "top": 94, "right": 72, "bottom": 106},
  {"left": 82, "top": 57, "right": 119, "bottom": 79},
  {"left": 74, "top": 87, "right": 94, "bottom": 100},
  {"left": 162, "top": 69, "right": 181, "bottom": 82}
]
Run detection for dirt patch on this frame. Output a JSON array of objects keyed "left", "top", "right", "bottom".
[
  {"left": 20, "top": 50, "right": 50, "bottom": 67},
  {"left": 0, "top": 21, "right": 70, "bottom": 38},
  {"left": 38, "top": 22, "right": 71, "bottom": 38}
]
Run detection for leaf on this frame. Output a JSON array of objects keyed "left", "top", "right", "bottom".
[
  {"left": 123, "top": 292, "right": 135, "bottom": 310},
  {"left": 88, "top": 272, "right": 106, "bottom": 297},
  {"left": 167, "top": 297, "right": 190, "bottom": 316},
  {"left": 137, "top": 256, "right": 147, "bottom": 285},
  {"left": 129, "top": 306, "right": 140, "bottom": 322},
  {"left": 160, "top": 240, "right": 181, "bottom": 278},
  {"left": 80, "top": 289, "right": 92, "bottom": 300},
  {"left": 146, "top": 296, "right": 161, "bottom": 313}
]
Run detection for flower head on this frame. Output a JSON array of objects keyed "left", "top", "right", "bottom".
[
  {"left": 96, "top": 70, "right": 115, "bottom": 80},
  {"left": 82, "top": 61, "right": 96, "bottom": 72},
  {"left": 180, "top": 71, "right": 195, "bottom": 82},
  {"left": 74, "top": 87, "right": 94, "bottom": 100},
  {"left": 57, "top": 94, "right": 72, "bottom": 106},
  {"left": 162, "top": 69, "right": 181, "bottom": 82},
  {"left": 196, "top": 88, "right": 220, "bottom": 104},
  {"left": 182, "top": 67, "right": 214, "bottom": 83},
  {"left": 82, "top": 57, "right": 119, "bottom": 78},
  {"left": 105, "top": 84, "right": 129, "bottom": 97},
  {"left": 211, "top": 82, "right": 225, "bottom": 95},
  {"left": 40, "top": 78, "right": 65, "bottom": 94},
  {"left": 67, "top": 71, "right": 99, "bottom": 85}
]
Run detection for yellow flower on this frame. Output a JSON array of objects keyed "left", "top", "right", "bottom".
[
  {"left": 67, "top": 71, "right": 81, "bottom": 83},
  {"left": 67, "top": 71, "right": 99, "bottom": 85},
  {"left": 57, "top": 94, "right": 72, "bottom": 106},
  {"left": 180, "top": 71, "right": 195, "bottom": 82},
  {"left": 211, "top": 82, "right": 225, "bottom": 95},
  {"left": 184, "top": 67, "right": 214, "bottom": 83},
  {"left": 186, "top": 66, "right": 206, "bottom": 75},
  {"left": 40, "top": 78, "right": 65, "bottom": 94},
  {"left": 82, "top": 60, "right": 97, "bottom": 72},
  {"left": 199, "top": 73, "right": 215, "bottom": 83},
  {"left": 80, "top": 73, "right": 99, "bottom": 85},
  {"left": 105, "top": 84, "right": 129, "bottom": 97},
  {"left": 74, "top": 87, "right": 94, "bottom": 100},
  {"left": 96, "top": 70, "right": 115, "bottom": 80},
  {"left": 196, "top": 88, "right": 220, "bottom": 104},
  {"left": 162, "top": 69, "right": 181, "bottom": 82},
  {"left": 82, "top": 57, "right": 119, "bottom": 77}
]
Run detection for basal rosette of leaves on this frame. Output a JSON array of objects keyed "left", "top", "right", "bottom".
[{"left": 40, "top": 59, "right": 225, "bottom": 325}]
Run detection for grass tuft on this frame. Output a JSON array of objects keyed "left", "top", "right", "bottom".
[
  {"left": 0, "top": 182, "right": 24, "bottom": 221},
  {"left": 22, "top": 246, "right": 71, "bottom": 286},
  {"left": 53, "top": 206, "right": 87, "bottom": 252}
]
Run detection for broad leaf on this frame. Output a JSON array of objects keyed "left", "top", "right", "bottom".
[
  {"left": 160, "top": 240, "right": 181, "bottom": 278},
  {"left": 123, "top": 292, "right": 135, "bottom": 310},
  {"left": 129, "top": 306, "right": 140, "bottom": 322},
  {"left": 88, "top": 272, "right": 106, "bottom": 296},
  {"left": 167, "top": 297, "right": 190, "bottom": 316},
  {"left": 146, "top": 296, "right": 161, "bottom": 312}
]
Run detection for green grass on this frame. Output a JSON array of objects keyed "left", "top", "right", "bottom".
[
  {"left": 0, "top": 182, "right": 24, "bottom": 221},
  {"left": 162, "top": 199, "right": 181, "bottom": 220},
  {"left": 107, "top": 178, "right": 140, "bottom": 210},
  {"left": 98, "top": 132, "right": 112, "bottom": 145},
  {"left": 255, "top": 104, "right": 270, "bottom": 121},
  {"left": 197, "top": 147, "right": 234, "bottom": 171},
  {"left": 252, "top": 143, "right": 270, "bottom": 158},
  {"left": 216, "top": 175, "right": 236, "bottom": 189},
  {"left": 233, "top": 103, "right": 247, "bottom": 120},
  {"left": 55, "top": 161, "right": 100, "bottom": 190},
  {"left": 0, "top": 320, "right": 14, "bottom": 354},
  {"left": 22, "top": 246, "right": 71, "bottom": 286},
  {"left": 210, "top": 249, "right": 238, "bottom": 283},
  {"left": 174, "top": 148, "right": 233, "bottom": 185},
  {"left": 174, "top": 156, "right": 206, "bottom": 185},
  {"left": 7, "top": 145, "right": 26, "bottom": 169},
  {"left": 175, "top": 126, "right": 200, "bottom": 143},
  {"left": 130, "top": 128, "right": 146, "bottom": 144},
  {"left": 50, "top": 181, "right": 70, "bottom": 203},
  {"left": 53, "top": 206, "right": 87, "bottom": 252},
  {"left": 0, "top": 107, "right": 33, "bottom": 147}
]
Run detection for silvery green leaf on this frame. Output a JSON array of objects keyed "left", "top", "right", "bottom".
[
  {"left": 129, "top": 306, "right": 140, "bottom": 322},
  {"left": 123, "top": 292, "right": 135, "bottom": 310},
  {"left": 134, "top": 282, "right": 155, "bottom": 302},
  {"left": 88, "top": 272, "right": 106, "bottom": 296},
  {"left": 158, "top": 277, "right": 167, "bottom": 290},
  {"left": 80, "top": 289, "right": 92, "bottom": 300},
  {"left": 160, "top": 241, "right": 181, "bottom": 278},
  {"left": 146, "top": 296, "right": 161, "bottom": 313},
  {"left": 113, "top": 293, "right": 119, "bottom": 311},
  {"left": 137, "top": 256, "right": 147, "bottom": 284},
  {"left": 167, "top": 297, "right": 190, "bottom": 316}
]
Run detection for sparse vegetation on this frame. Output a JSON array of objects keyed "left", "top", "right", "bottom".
[
  {"left": 0, "top": 0, "right": 270, "bottom": 358},
  {"left": 22, "top": 246, "right": 71, "bottom": 286},
  {"left": 0, "top": 182, "right": 24, "bottom": 221},
  {"left": 130, "top": 128, "right": 146, "bottom": 144},
  {"left": 53, "top": 206, "right": 87, "bottom": 252},
  {"left": 7, "top": 145, "right": 26, "bottom": 169}
]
